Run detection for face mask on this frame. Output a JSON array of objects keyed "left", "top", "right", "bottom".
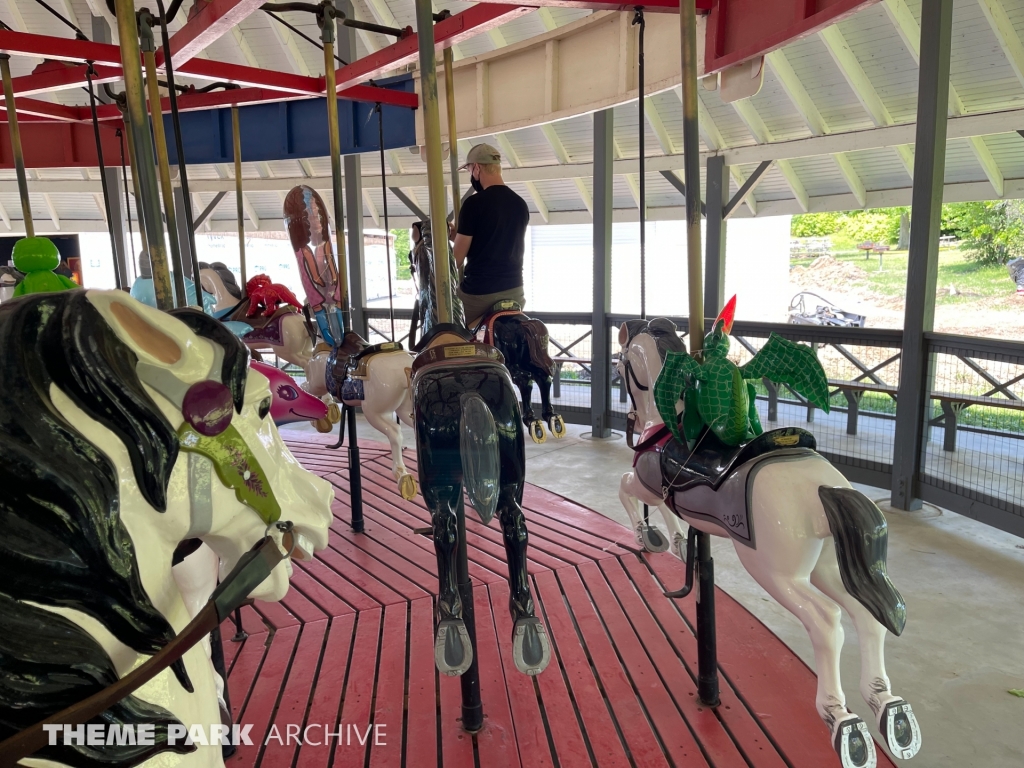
[{"left": 470, "top": 175, "right": 484, "bottom": 193}]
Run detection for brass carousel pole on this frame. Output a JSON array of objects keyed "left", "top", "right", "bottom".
[
  {"left": 442, "top": 46, "right": 460, "bottom": 223},
  {"left": 140, "top": 12, "right": 186, "bottom": 306},
  {"left": 114, "top": 0, "right": 174, "bottom": 311},
  {"left": 231, "top": 104, "right": 248, "bottom": 293},
  {"left": 0, "top": 56, "right": 33, "bottom": 237},
  {"left": 321, "top": 3, "right": 363, "bottom": 533},
  {"left": 415, "top": 0, "right": 482, "bottom": 733},
  {"left": 680, "top": 0, "right": 720, "bottom": 709}
]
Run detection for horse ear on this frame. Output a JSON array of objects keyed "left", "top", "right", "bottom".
[
  {"left": 618, "top": 323, "right": 630, "bottom": 346},
  {"left": 89, "top": 290, "right": 183, "bottom": 365}
]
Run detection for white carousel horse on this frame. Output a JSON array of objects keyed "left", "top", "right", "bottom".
[
  {"left": 616, "top": 319, "right": 921, "bottom": 768},
  {"left": 0, "top": 290, "right": 333, "bottom": 767},
  {"left": 325, "top": 333, "right": 418, "bottom": 500},
  {"left": 198, "top": 262, "right": 314, "bottom": 372}
]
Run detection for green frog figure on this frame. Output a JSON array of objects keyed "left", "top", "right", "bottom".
[
  {"left": 654, "top": 295, "right": 831, "bottom": 447},
  {"left": 12, "top": 237, "right": 77, "bottom": 297}
]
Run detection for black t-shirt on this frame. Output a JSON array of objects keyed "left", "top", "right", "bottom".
[{"left": 457, "top": 185, "right": 530, "bottom": 295}]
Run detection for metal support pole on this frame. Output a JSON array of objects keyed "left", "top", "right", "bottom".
[
  {"left": 591, "top": 108, "right": 614, "bottom": 439},
  {"left": 231, "top": 104, "right": 248, "bottom": 293},
  {"left": 174, "top": 186, "right": 195, "bottom": 281},
  {"left": 142, "top": 29, "right": 186, "bottom": 307},
  {"left": 681, "top": 0, "right": 704, "bottom": 350},
  {"left": 114, "top": 0, "right": 173, "bottom": 310},
  {"left": 0, "top": 55, "right": 33, "bottom": 237},
  {"left": 416, "top": 0, "right": 453, "bottom": 326},
  {"left": 322, "top": 9, "right": 363, "bottom": 533},
  {"left": 106, "top": 167, "right": 129, "bottom": 289},
  {"left": 415, "top": 0, "right": 481, "bottom": 732},
  {"left": 122, "top": 109, "right": 149, "bottom": 274},
  {"left": 704, "top": 155, "right": 729, "bottom": 317},
  {"left": 337, "top": 1, "right": 366, "bottom": 338},
  {"left": 343, "top": 154, "right": 367, "bottom": 337},
  {"left": 443, "top": 46, "right": 461, "bottom": 223},
  {"left": 891, "top": 0, "right": 953, "bottom": 511},
  {"left": 681, "top": 0, "right": 719, "bottom": 709}
]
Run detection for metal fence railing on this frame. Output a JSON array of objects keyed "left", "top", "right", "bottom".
[{"left": 358, "top": 307, "right": 1024, "bottom": 537}]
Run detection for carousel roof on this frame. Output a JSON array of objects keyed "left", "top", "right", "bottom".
[{"left": 2, "top": 0, "right": 1024, "bottom": 233}]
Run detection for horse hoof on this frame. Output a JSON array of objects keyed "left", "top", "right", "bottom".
[
  {"left": 512, "top": 617, "right": 551, "bottom": 675},
  {"left": 637, "top": 523, "right": 670, "bottom": 553},
  {"left": 434, "top": 618, "right": 473, "bottom": 676},
  {"left": 398, "top": 473, "right": 417, "bottom": 501},
  {"left": 549, "top": 414, "right": 566, "bottom": 439},
  {"left": 880, "top": 699, "right": 921, "bottom": 760},
  {"left": 327, "top": 402, "right": 342, "bottom": 424},
  {"left": 833, "top": 717, "right": 876, "bottom": 768},
  {"left": 313, "top": 417, "right": 333, "bottom": 433},
  {"left": 530, "top": 420, "right": 547, "bottom": 444}
]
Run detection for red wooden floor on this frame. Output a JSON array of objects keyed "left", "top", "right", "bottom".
[{"left": 222, "top": 434, "right": 895, "bottom": 768}]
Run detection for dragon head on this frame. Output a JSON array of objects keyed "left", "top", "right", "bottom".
[{"left": 702, "top": 295, "right": 736, "bottom": 359}]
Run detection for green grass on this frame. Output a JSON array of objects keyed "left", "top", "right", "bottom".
[{"left": 791, "top": 247, "right": 1014, "bottom": 306}]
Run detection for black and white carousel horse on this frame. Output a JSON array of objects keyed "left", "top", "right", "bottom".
[
  {"left": 0, "top": 289, "right": 332, "bottom": 767},
  {"left": 409, "top": 230, "right": 550, "bottom": 678}
]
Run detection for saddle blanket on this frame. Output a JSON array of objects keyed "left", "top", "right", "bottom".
[{"left": 340, "top": 378, "right": 364, "bottom": 404}]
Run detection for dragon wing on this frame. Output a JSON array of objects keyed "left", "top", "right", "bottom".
[
  {"left": 653, "top": 350, "right": 702, "bottom": 443},
  {"left": 740, "top": 333, "right": 831, "bottom": 413}
]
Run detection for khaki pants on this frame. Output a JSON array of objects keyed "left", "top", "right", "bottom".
[{"left": 457, "top": 285, "right": 526, "bottom": 326}]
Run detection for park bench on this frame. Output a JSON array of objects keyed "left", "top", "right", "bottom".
[
  {"left": 762, "top": 376, "right": 897, "bottom": 435},
  {"left": 929, "top": 391, "right": 1024, "bottom": 451}
]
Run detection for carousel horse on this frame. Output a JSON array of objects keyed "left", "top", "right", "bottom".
[
  {"left": 198, "top": 263, "right": 315, "bottom": 371},
  {"left": 409, "top": 221, "right": 563, "bottom": 443},
  {"left": 410, "top": 236, "right": 550, "bottom": 678},
  {"left": 472, "top": 299, "right": 565, "bottom": 444},
  {"left": 616, "top": 316, "right": 921, "bottom": 768},
  {"left": 0, "top": 290, "right": 333, "bottom": 767},
  {"left": 284, "top": 185, "right": 344, "bottom": 346}
]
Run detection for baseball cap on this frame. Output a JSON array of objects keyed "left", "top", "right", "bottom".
[{"left": 458, "top": 143, "right": 502, "bottom": 170}]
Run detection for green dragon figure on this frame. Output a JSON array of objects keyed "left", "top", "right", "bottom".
[
  {"left": 11, "top": 237, "right": 77, "bottom": 297},
  {"left": 654, "top": 296, "right": 831, "bottom": 447}
]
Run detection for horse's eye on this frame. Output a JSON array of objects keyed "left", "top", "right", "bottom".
[
  {"left": 258, "top": 397, "right": 271, "bottom": 420},
  {"left": 279, "top": 385, "right": 299, "bottom": 401}
]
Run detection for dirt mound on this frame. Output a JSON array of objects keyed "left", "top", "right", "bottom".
[{"left": 789, "top": 255, "right": 867, "bottom": 288}]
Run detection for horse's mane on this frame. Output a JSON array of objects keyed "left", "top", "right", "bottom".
[
  {"left": 624, "top": 317, "right": 687, "bottom": 363},
  {"left": 411, "top": 219, "right": 466, "bottom": 334},
  {"left": 199, "top": 260, "right": 242, "bottom": 300},
  {"left": 0, "top": 292, "right": 244, "bottom": 764}
]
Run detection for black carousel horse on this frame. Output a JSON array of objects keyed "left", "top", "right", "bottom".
[
  {"left": 409, "top": 231, "right": 550, "bottom": 678},
  {"left": 408, "top": 221, "right": 565, "bottom": 443}
]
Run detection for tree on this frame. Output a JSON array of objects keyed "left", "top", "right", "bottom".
[
  {"left": 392, "top": 228, "right": 412, "bottom": 280},
  {"left": 954, "top": 201, "right": 1024, "bottom": 265}
]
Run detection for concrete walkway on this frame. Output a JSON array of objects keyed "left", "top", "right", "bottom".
[{"left": 284, "top": 416, "right": 1024, "bottom": 767}]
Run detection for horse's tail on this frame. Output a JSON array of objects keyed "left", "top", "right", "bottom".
[
  {"left": 460, "top": 393, "right": 500, "bottom": 525},
  {"left": 818, "top": 486, "right": 907, "bottom": 636}
]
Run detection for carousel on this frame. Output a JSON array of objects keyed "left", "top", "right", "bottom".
[{"left": 0, "top": 2, "right": 923, "bottom": 768}]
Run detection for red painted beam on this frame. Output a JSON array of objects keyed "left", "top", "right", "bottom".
[
  {"left": 175, "top": 57, "right": 323, "bottom": 95},
  {"left": 460, "top": 0, "right": 712, "bottom": 12},
  {"left": 10, "top": 63, "right": 121, "bottom": 97},
  {"left": 0, "top": 96, "right": 84, "bottom": 122},
  {"left": 0, "top": 121, "right": 122, "bottom": 169},
  {"left": 0, "top": 29, "right": 120, "bottom": 65},
  {"left": 704, "top": 0, "right": 879, "bottom": 74},
  {"left": 334, "top": 3, "right": 533, "bottom": 92},
  {"left": 163, "top": 0, "right": 268, "bottom": 66}
]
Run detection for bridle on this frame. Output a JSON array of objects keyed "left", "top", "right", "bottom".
[{"left": 621, "top": 333, "right": 651, "bottom": 450}]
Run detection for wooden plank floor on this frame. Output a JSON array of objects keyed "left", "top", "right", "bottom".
[{"left": 222, "top": 434, "right": 896, "bottom": 768}]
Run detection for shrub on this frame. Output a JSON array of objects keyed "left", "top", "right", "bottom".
[{"left": 954, "top": 201, "right": 1024, "bottom": 266}]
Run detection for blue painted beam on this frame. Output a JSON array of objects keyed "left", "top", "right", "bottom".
[{"left": 164, "top": 75, "right": 416, "bottom": 165}]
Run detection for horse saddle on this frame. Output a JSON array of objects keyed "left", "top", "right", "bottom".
[
  {"left": 238, "top": 306, "right": 298, "bottom": 346},
  {"left": 475, "top": 301, "right": 554, "bottom": 375},
  {"left": 348, "top": 340, "right": 405, "bottom": 378},
  {"left": 411, "top": 323, "right": 505, "bottom": 379},
  {"left": 660, "top": 426, "right": 817, "bottom": 494}
]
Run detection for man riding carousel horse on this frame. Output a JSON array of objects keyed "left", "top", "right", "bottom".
[{"left": 423, "top": 143, "right": 565, "bottom": 443}]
